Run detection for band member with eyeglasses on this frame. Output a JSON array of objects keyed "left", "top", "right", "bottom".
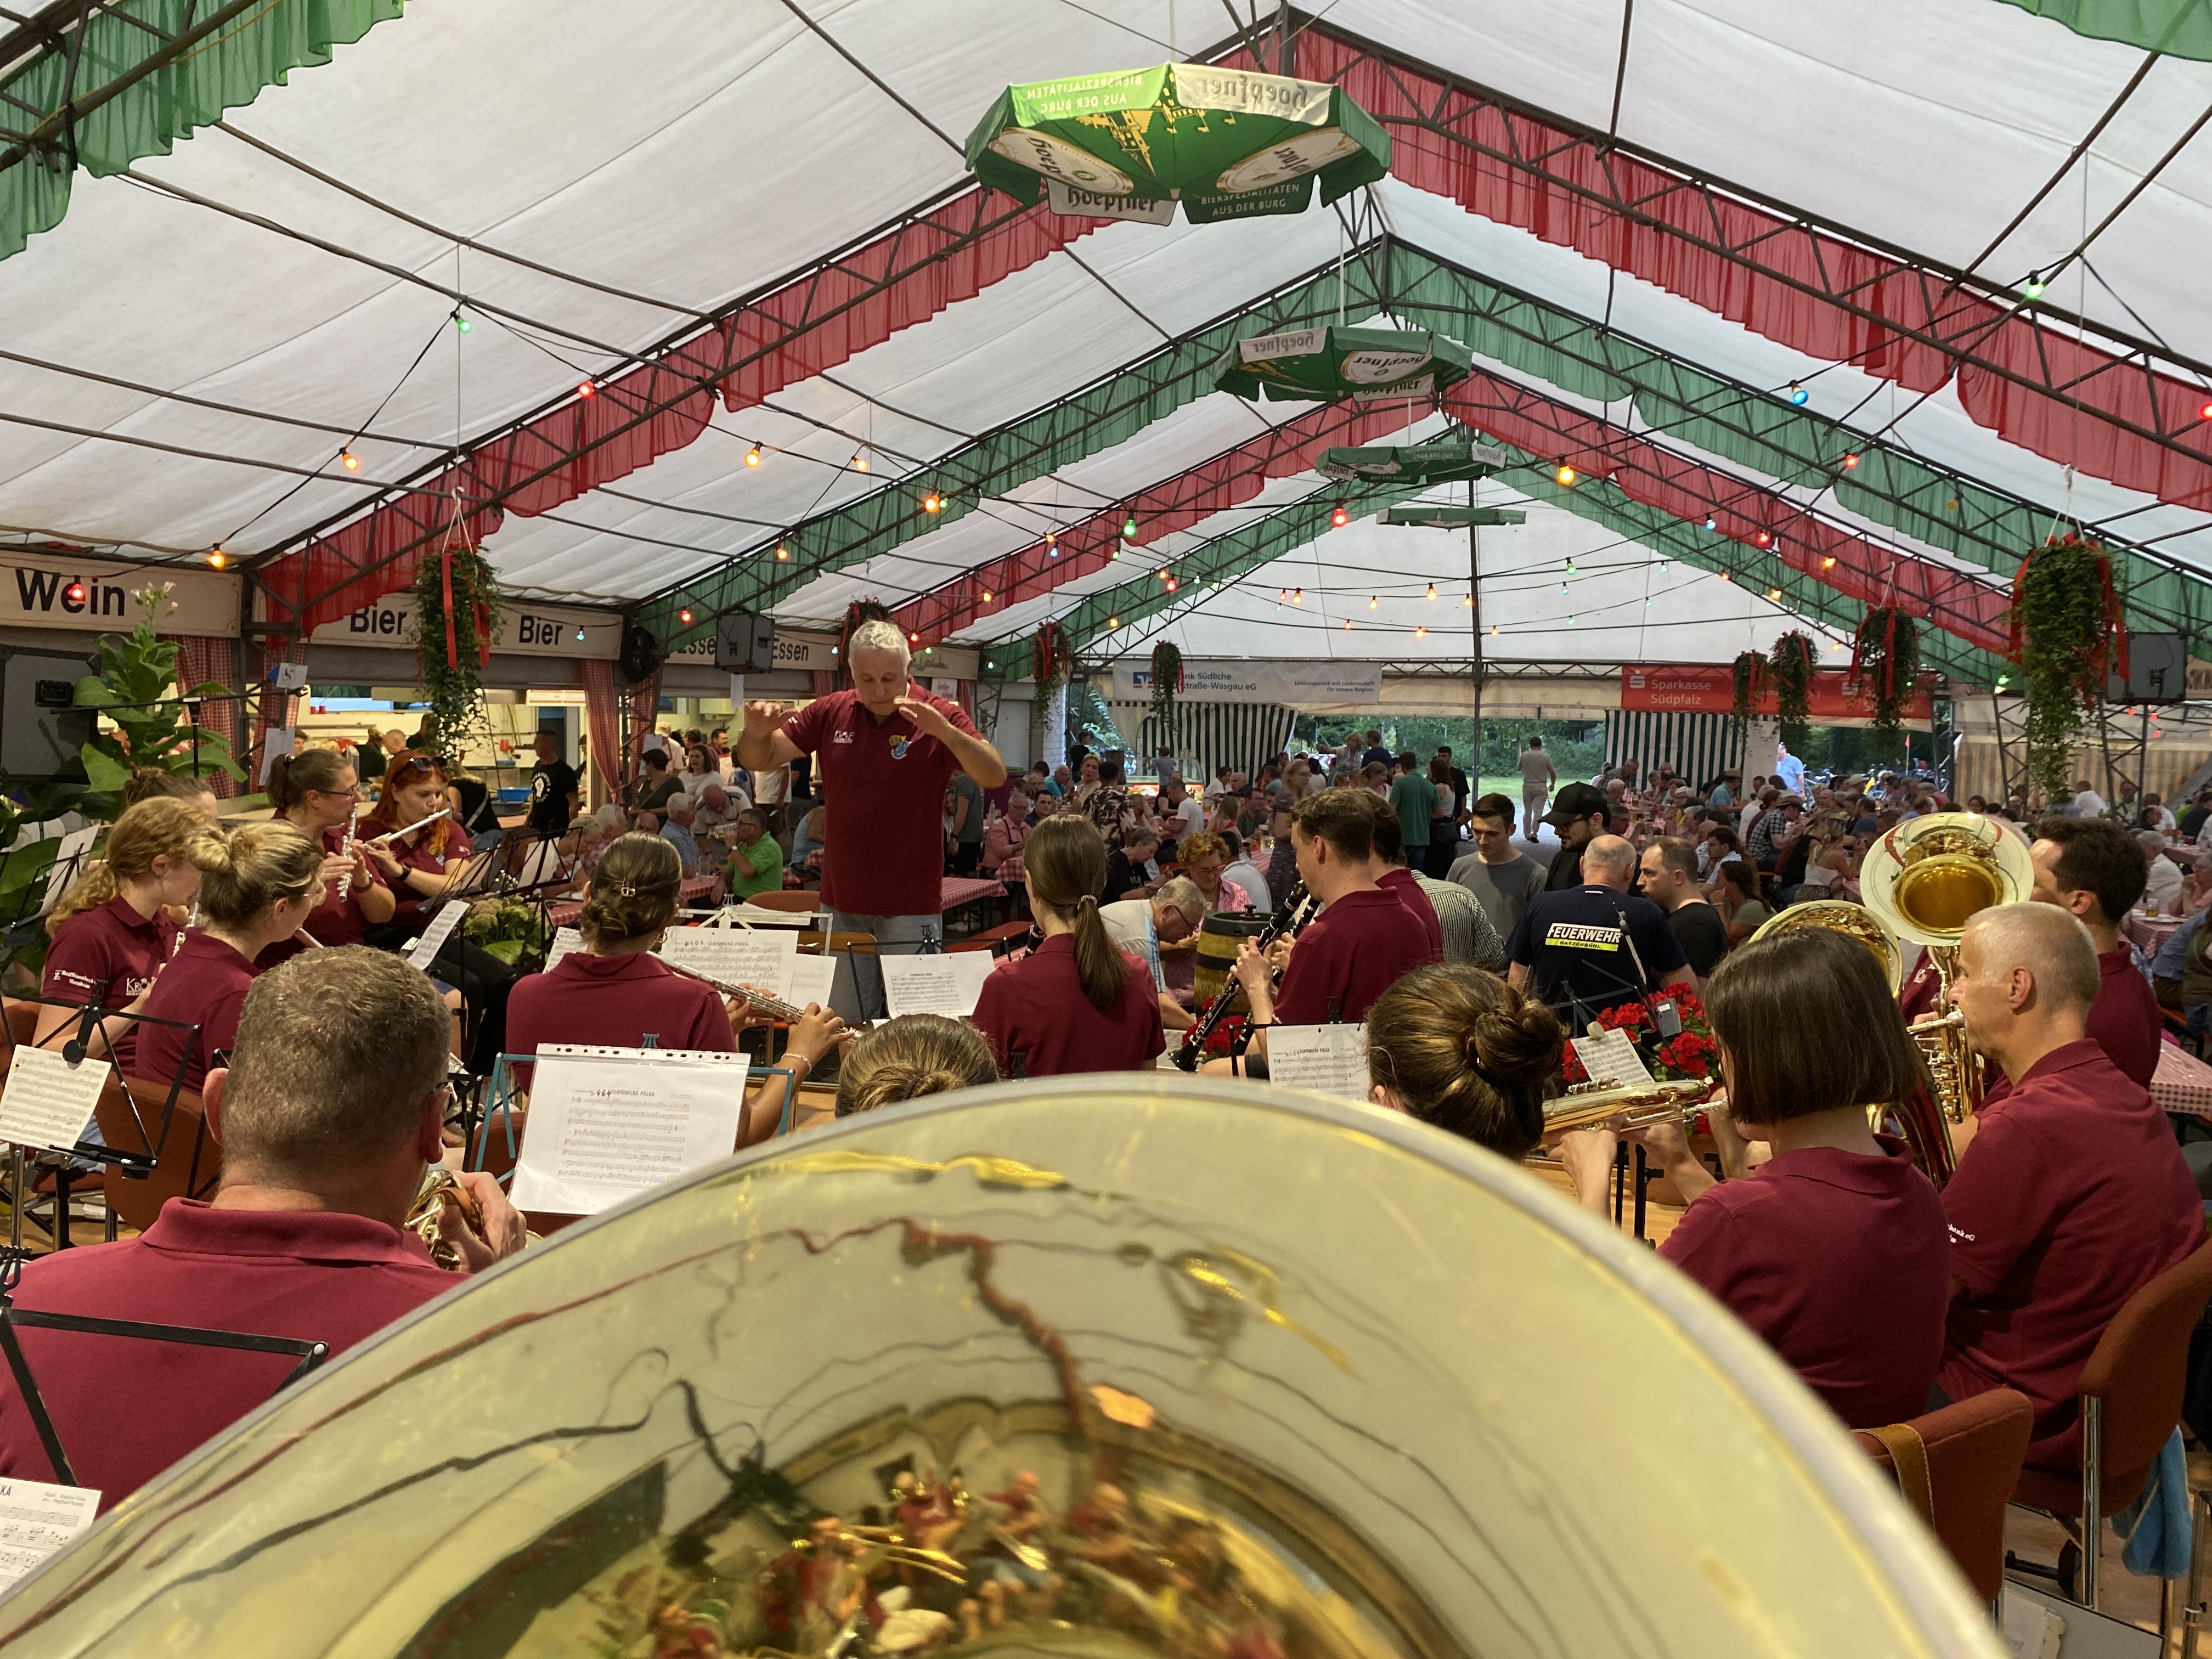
[
  {"left": 0, "top": 947, "right": 524, "bottom": 1512},
  {"left": 1558, "top": 928, "right": 1951, "bottom": 1430},
  {"left": 738, "top": 620, "right": 1005, "bottom": 1017},
  {"left": 264, "top": 749, "right": 392, "bottom": 958}
]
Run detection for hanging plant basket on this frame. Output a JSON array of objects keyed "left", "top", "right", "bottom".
[
  {"left": 409, "top": 520, "right": 500, "bottom": 759},
  {"left": 1149, "top": 641, "right": 1183, "bottom": 748},
  {"left": 1729, "top": 650, "right": 1763, "bottom": 740},
  {"left": 838, "top": 601, "right": 894, "bottom": 674},
  {"left": 1031, "top": 620, "right": 1070, "bottom": 694},
  {"left": 2009, "top": 534, "right": 2126, "bottom": 802},
  {"left": 1852, "top": 606, "right": 1922, "bottom": 738},
  {"left": 1769, "top": 631, "right": 1816, "bottom": 753}
]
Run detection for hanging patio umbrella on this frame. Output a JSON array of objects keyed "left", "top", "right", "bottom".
[
  {"left": 965, "top": 62, "right": 1388, "bottom": 224},
  {"left": 1380, "top": 505, "right": 1527, "bottom": 527},
  {"left": 1213, "top": 324, "right": 1474, "bottom": 403},
  {"left": 1317, "top": 439, "right": 1508, "bottom": 483}
]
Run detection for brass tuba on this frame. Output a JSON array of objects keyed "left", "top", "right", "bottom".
[{"left": 1861, "top": 811, "right": 2034, "bottom": 1135}]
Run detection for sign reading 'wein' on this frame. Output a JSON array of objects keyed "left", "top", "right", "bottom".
[
  {"left": 0, "top": 552, "right": 239, "bottom": 637},
  {"left": 1620, "top": 665, "right": 1933, "bottom": 723}
]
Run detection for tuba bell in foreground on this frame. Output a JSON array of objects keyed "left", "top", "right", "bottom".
[{"left": 2, "top": 1080, "right": 2003, "bottom": 1657}]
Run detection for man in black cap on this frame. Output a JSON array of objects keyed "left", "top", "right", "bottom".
[{"left": 1541, "top": 781, "right": 1611, "bottom": 893}]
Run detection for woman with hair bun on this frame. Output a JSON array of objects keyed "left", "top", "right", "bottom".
[
  {"left": 1362, "top": 964, "right": 1565, "bottom": 1159},
  {"left": 506, "top": 832, "right": 849, "bottom": 1146},
  {"left": 134, "top": 823, "right": 326, "bottom": 1093},
  {"left": 970, "top": 816, "right": 1164, "bottom": 1077},
  {"left": 38, "top": 797, "right": 209, "bottom": 1068},
  {"left": 834, "top": 1014, "right": 998, "bottom": 1116},
  {"left": 264, "top": 748, "right": 393, "bottom": 958}
]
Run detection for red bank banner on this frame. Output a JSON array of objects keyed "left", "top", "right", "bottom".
[{"left": 1619, "top": 665, "right": 1932, "bottom": 722}]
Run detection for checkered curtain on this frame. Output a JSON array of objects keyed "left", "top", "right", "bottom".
[
  {"left": 166, "top": 635, "right": 244, "bottom": 797},
  {"left": 625, "top": 663, "right": 662, "bottom": 787},
  {"left": 582, "top": 658, "right": 625, "bottom": 797}
]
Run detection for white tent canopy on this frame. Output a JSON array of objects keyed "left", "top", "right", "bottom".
[{"left": 2, "top": 0, "right": 2207, "bottom": 670}]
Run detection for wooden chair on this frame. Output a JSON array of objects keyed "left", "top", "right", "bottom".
[
  {"left": 1855, "top": 1390, "right": 2033, "bottom": 1609},
  {"left": 741, "top": 890, "right": 822, "bottom": 915},
  {"left": 4, "top": 998, "right": 42, "bottom": 1049},
  {"left": 2010, "top": 1232, "right": 2212, "bottom": 1607},
  {"left": 98, "top": 1077, "right": 221, "bottom": 1234}
]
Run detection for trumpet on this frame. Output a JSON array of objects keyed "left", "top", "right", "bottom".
[
  {"left": 406, "top": 1168, "right": 484, "bottom": 1272},
  {"left": 658, "top": 956, "right": 867, "bottom": 1030},
  {"left": 1539, "top": 1075, "right": 1711, "bottom": 1136}
]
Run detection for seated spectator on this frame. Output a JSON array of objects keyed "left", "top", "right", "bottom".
[
  {"left": 692, "top": 780, "right": 749, "bottom": 842},
  {"left": 790, "top": 801, "right": 827, "bottom": 877},
  {"left": 720, "top": 808, "right": 786, "bottom": 901},
  {"left": 1713, "top": 859, "right": 1771, "bottom": 945},
  {"left": 1104, "top": 827, "right": 1160, "bottom": 901},
  {"left": 834, "top": 1014, "right": 999, "bottom": 1116},
  {"left": 0, "top": 948, "right": 526, "bottom": 1509},
  {"left": 659, "top": 796, "right": 705, "bottom": 876},
  {"left": 1219, "top": 832, "right": 1271, "bottom": 922},
  {"left": 1101, "top": 878, "right": 1206, "bottom": 1032},
  {"left": 983, "top": 785, "right": 1036, "bottom": 882},
  {"left": 1364, "top": 964, "right": 1562, "bottom": 1158}
]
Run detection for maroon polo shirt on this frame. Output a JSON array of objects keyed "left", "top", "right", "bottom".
[
  {"left": 42, "top": 895, "right": 177, "bottom": 1074},
  {"left": 132, "top": 930, "right": 258, "bottom": 1093},
  {"left": 300, "top": 822, "right": 386, "bottom": 949},
  {"left": 1661, "top": 1133, "right": 1950, "bottom": 1429},
  {"left": 1376, "top": 867, "right": 1443, "bottom": 961},
  {"left": 382, "top": 829, "right": 464, "bottom": 929},
  {"left": 783, "top": 687, "right": 977, "bottom": 917},
  {"left": 971, "top": 935, "right": 1163, "bottom": 1078},
  {"left": 505, "top": 951, "right": 733, "bottom": 1074},
  {"left": 1939, "top": 1039, "right": 2203, "bottom": 1466},
  {"left": 0, "top": 1199, "right": 452, "bottom": 1510},
  {"left": 1274, "top": 887, "right": 1432, "bottom": 1025}
]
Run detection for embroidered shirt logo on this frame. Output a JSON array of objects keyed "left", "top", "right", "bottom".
[{"left": 832, "top": 731, "right": 856, "bottom": 744}]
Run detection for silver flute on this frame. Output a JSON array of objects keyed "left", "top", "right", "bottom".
[
  {"left": 367, "top": 805, "right": 453, "bottom": 843},
  {"left": 335, "top": 802, "right": 360, "bottom": 902},
  {"left": 658, "top": 957, "right": 862, "bottom": 1029}
]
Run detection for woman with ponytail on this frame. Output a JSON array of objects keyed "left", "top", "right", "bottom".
[
  {"left": 971, "top": 816, "right": 1163, "bottom": 1077},
  {"left": 264, "top": 748, "right": 393, "bottom": 960},
  {"left": 38, "top": 798, "right": 208, "bottom": 1068},
  {"left": 506, "top": 833, "right": 849, "bottom": 1146},
  {"left": 1363, "top": 964, "right": 1565, "bottom": 1159},
  {"left": 135, "top": 823, "right": 326, "bottom": 1093}
]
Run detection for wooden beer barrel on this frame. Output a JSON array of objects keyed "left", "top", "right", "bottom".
[{"left": 1194, "top": 911, "right": 1272, "bottom": 1008}]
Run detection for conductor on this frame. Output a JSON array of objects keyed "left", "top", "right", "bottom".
[{"left": 738, "top": 619, "right": 1006, "bottom": 1012}]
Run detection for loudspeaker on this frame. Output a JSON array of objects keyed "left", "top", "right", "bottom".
[
  {"left": 714, "top": 611, "right": 776, "bottom": 673},
  {"left": 0, "top": 646, "right": 97, "bottom": 777},
  {"left": 2106, "top": 632, "right": 2191, "bottom": 704}
]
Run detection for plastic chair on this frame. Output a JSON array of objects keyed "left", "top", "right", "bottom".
[
  {"left": 1855, "top": 1390, "right": 2033, "bottom": 1607},
  {"left": 98, "top": 1077, "right": 221, "bottom": 1234},
  {"left": 2011, "top": 1231, "right": 2212, "bottom": 1608}
]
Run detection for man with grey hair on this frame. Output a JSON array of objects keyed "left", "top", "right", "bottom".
[
  {"left": 1102, "top": 877, "right": 1206, "bottom": 1031},
  {"left": 0, "top": 948, "right": 525, "bottom": 1508},
  {"left": 2140, "top": 827, "right": 2185, "bottom": 916},
  {"left": 740, "top": 618, "right": 1005, "bottom": 1015},
  {"left": 1504, "top": 833, "right": 1693, "bottom": 1026},
  {"left": 1934, "top": 902, "right": 2200, "bottom": 1466},
  {"left": 691, "top": 778, "right": 750, "bottom": 842},
  {"left": 660, "top": 794, "right": 704, "bottom": 876}
]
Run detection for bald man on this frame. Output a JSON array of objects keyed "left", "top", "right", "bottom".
[
  {"left": 1505, "top": 834, "right": 1694, "bottom": 1029},
  {"left": 1936, "top": 903, "right": 2200, "bottom": 1470}
]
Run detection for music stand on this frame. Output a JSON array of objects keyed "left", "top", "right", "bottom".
[{"left": 0, "top": 1248, "right": 326, "bottom": 1487}]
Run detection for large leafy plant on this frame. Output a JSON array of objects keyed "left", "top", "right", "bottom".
[
  {"left": 410, "top": 539, "right": 501, "bottom": 759},
  {"left": 1768, "top": 631, "right": 1816, "bottom": 753},
  {"left": 1728, "top": 650, "right": 1762, "bottom": 740},
  {"left": 71, "top": 583, "right": 246, "bottom": 797},
  {"left": 1851, "top": 607, "right": 1921, "bottom": 738},
  {"left": 2010, "top": 534, "right": 2124, "bottom": 803}
]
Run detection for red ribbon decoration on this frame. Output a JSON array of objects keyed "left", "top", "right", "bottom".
[{"left": 440, "top": 544, "right": 459, "bottom": 669}]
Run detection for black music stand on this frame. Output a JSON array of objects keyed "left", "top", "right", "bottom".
[{"left": 0, "top": 1249, "right": 326, "bottom": 1487}]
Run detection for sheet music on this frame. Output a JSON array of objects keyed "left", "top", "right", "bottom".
[
  {"left": 1266, "top": 1024, "right": 1370, "bottom": 1102},
  {"left": 0, "top": 1046, "right": 107, "bottom": 1154},
  {"left": 0, "top": 1478, "right": 99, "bottom": 1591},
  {"left": 1571, "top": 1026, "right": 1655, "bottom": 1089},
  {"left": 657, "top": 927, "right": 799, "bottom": 998},
  {"left": 36, "top": 827, "right": 98, "bottom": 919},
  {"left": 785, "top": 954, "right": 836, "bottom": 1011},
  {"left": 404, "top": 901, "right": 467, "bottom": 969},
  {"left": 879, "top": 953, "right": 996, "bottom": 1018},
  {"left": 509, "top": 1046, "right": 752, "bottom": 1215},
  {"left": 543, "top": 927, "right": 584, "bottom": 972}
]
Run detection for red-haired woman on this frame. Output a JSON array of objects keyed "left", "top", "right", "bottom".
[{"left": 360, "top": 749, "right": 518, "bottom": 1071}]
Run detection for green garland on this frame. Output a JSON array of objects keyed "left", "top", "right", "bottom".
[
  {"left": 1851, "top": 607, "right": 1921, "bottom": 738},
  {"left": 2011, "top": 534, "right": 2124, "bottom": 802},
  {"left": 1728, "top": 650, "right": 1762, "bottom": 739},
  {"left": 1769, "top": 631, "right": 1816, "bottom": 752},
  {"left": 1149, "top": 641, "right": 1182, "bottom": 749},
  {"left": 1031, "top": 620, "right": 1069, "bottom": 695},
  {"left": 408, "top": 541, "right": 501, "bottom": 760}
]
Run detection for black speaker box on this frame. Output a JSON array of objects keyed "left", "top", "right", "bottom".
[
  {"left": 714, "top": 611, "right": 776, "bottom": 673},
  {"left": 0, "top": 646, "right": 97, "bottom": 777},
  {"left": 2106, "top": 632, "right": 2190, "bottom": 704}
]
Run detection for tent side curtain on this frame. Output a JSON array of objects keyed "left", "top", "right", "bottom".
[
  {"left": 1106, "top": 701, "right": 1297, "bottom": 785},
  {"left": 1603, "top": 712, "right": 1743, "bottom": 792}
]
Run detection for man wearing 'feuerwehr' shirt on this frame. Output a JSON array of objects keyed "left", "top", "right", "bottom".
[
  {"left": 738, "top": 620, "right": 1006, "bottom": 1015},
  {"left": 1506, "top": 834, "right": 1693, "bottom": 1029}
]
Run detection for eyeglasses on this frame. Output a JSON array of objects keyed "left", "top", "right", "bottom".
[{"left": 311, "top": 785, "right": 363, "bottom": 800}]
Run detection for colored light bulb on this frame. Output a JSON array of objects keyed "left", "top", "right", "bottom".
[
  {"left": 744, "top": 445, "right": 762, "bottom": 467},
  {"left": 1555, "top": 462, "right": 1577, "bottom": 487},
  {"left": 1331, "top": 504, "right": 1348, "bottom": 527},
  {"left": 1788, "top": 383, "right": 1807, "bottom": 405}
]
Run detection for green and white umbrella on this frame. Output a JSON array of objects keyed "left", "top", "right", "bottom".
[
  {"left": 965, "top": 62, "right": 1389, "bottom": 225},
  {"left": 1380, "top": 505, "right": 1526, "bottom": 527},
  {"left": 1212, "top": 324, "right": 1473, "bottom": 403},
  {"left": 1317, "top": 439, "right": 1507, "bottom": 483}
]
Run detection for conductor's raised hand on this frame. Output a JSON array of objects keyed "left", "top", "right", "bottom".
[
  {"left": 741, "top": 700, "right": 788, "bottom": 742},
  {"left": 892, "top": 695, "right": 958, "bottom": 744}
]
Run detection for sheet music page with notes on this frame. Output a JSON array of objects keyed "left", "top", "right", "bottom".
[
  {"left": 1265, "top": 1024, "right": 1370, "bottom": 1102},
  {"left": 404, "top": 901, "right": 467, "bottom": 969},
  {"left": 509, "top": 1047, "right": 752, "bottom": 1215},
  {"left": 0, "top": 1479, "right": 99, "bottom": 1591},
  {"left": 656, "top": 928, "right": 799, "bottom": 999},
  {"left": 0, "top": 1047, "right": 107, "bottom": 1154},
  {"left": 1570, "top": 1026, "right": 1655, "bottom": 1089},
  {"left": 880, "top": 953, "right": 997, "bottom": 1018},
  {"left": 785, "top": 954, "right": 836, "bottom": 1011},
  {"left": 543, "top": 927, "right": 584, "bottom": 972}
]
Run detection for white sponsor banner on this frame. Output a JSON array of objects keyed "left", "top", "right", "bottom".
[
  {"left": 0, "top": 552, "right": 238, "bottom": 637},
  {"left": 1113, "top": 659, "right": 1381, "bottom": 705},
  {"left": 311, "top": 596, "right": 620, "bottom": 660}
]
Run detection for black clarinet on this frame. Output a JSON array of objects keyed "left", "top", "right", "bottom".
[{"left": 1172, "top": 882, "right": 1313, "bottom": 1071}]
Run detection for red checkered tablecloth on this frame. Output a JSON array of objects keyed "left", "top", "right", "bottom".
[
  {"left": 2152, "top": 1041, "right": 2212, "bottom": 1119},
  {"left": 940, "top": 876, "right": 1006, "bottom": 913},
  {"left": 548, "top": 873, "right": 716, "bottom": 929}
]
